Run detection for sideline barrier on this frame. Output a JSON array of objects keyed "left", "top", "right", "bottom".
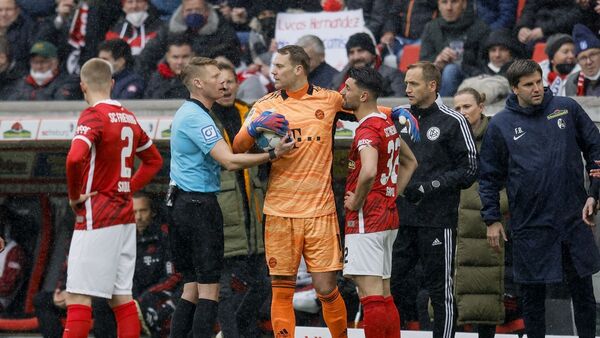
[{"left": 295, "top": 327, "right": 582, "bottom": 338}]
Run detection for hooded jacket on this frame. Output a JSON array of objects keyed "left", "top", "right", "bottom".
[
  {"left": 479, "top": 29, "right": 524, "bottom": 75},
  {"left": 479, "top": 89, "right": 600, "bottom": 283},
  {"left": 420, "top": 12, "right": 490, "bottom": 77}
]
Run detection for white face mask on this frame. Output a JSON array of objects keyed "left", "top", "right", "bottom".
[
  {"left": 126, "top": 11, "right": 149, "bottom": 27},
  {"left": 30, "top": 68, "right": 54, "bottom": 86},
  {"left": 584, "top": 68, "right": 600, "bottom": 81}
]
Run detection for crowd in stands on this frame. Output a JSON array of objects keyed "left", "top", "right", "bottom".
[{"left": 0, "top": 0, "right": 599, "bottom": 102}]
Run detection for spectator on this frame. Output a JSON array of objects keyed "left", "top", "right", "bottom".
[
  {"left": 516, "top": 0, "right": 582, "bottom": 50},
  {"left": 420, "top": 0, "right": 490, "bottom": 96},
  {"left": 346, "top": 0, "right": 388, "bottom": 40},
  {"left": 391, "top": 61, "right": 478, "bottom": 338},
  {"left": 480, "top": 29, "right": 523, "bottom": 76},
  {"left": 0, "top": 0, "right": 34, "bottom": 73},
  {"left": 453, "top": 87, "right": 507, "bottom": 338},
  {"left": 575, "top": 1, "right": 600, "bottom": 38},
  {"left": 566, "top": 24, "right": 600, "bottom": 96},
  {"left": 237, "top": 52, "right": 274, "bottom": 103},
  {"left": 247, "top": 1, "right": 277, "bottom": 62},
  {"left": 131, "top": 192, "right": 181, "bottom": 338},
  {"left": 15, "top": 0, "right": 54, "bottom": 19},
  {"left": 105, "top": 0, "right": 163, "bottom": 56},
  {"left": 479, "top": 59, "right": 600, "bottom": 338},
  {"left": 98, "top": 39, "right": 145, "bottom": 99},
  {"left": 144, "top": 35, "right": 192, "bottom": 99},
  {"left": 475, "top": 0, "right": 517, "bottom": 31},
  {"left": 380, "top": 0, "right": 438, "bottom": 49},
  {"left": 0, "top": 37, "right": 24, "bottom": 100},
  {"left": 212, "top": 62, "right": 271, "bottom": 338},
  {"left": 331, "top": 32, "right": 406, "bottom": 97},
  {"left": 8, "top": 41, "right": 81, "bottom": 100},
  {"left": 0, "top": 210, "right": 26, "bottom": 315},
  {"left": 139, "top": 0, "right": 241, "bottom": 73},
  {"left": 540, "top": 33, "right": 578, "bottom": 96},
  {"left": 296, "top": 35, "right": 339, "bottom": 89},
  {"left": 217, "top": 0, "right": 251, "bottom": 33}
]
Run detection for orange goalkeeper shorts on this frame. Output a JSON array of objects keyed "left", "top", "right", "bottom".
[{"left": 265, "top": 213, "right": 343, "bottom": 276}]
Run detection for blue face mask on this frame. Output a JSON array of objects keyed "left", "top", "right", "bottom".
[{"left": 185, "top": 13, "right": 205, "bottom": 30}]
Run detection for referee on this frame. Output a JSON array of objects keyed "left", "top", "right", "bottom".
[{"left": 167, "top": 57, "right": 294, "bottom": 338}]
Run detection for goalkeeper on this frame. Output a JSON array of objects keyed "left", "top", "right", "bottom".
[{"left": 233, "top": 45, "right": 352, "bottom": 338}]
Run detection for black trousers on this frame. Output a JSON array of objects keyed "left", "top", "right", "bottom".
[
  {"left": 520, "top": 245, "right": 596, "bottom": 338},
  {"left": 391, "top": 226, "right": 457, "bottom": 338}
]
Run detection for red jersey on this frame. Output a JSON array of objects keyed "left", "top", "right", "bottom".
[
  {"left": 68, "top": 100, "right": 154, "bottom": 230},
  {"left": 345, "top": 112, "right": 400, "bottom": 234}
]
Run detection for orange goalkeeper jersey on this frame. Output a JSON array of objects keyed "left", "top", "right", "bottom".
[{"left": 233, "top": 83, "right": 344, "bottom": 218}]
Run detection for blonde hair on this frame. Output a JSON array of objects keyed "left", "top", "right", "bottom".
[
  {"left": 180, "top": 56, "right": 218, "bottom": 91},
  {"left": 455, "top": 87, "right": 487, "bottom": 105},
  {"left": 80, "top": 58, "right": 112, "bottom": 92}
]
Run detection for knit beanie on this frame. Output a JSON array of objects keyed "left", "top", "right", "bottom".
[
  {"left": 544, "top": 33, "right": 573, "bottom": 60},
  {"left": 573, "top": 24, "right": 600, "bottom": 56}
]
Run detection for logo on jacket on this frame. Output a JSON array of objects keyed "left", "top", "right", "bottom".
[
  {"left": 557, "top": 118, "right": 566, "bottom": 129},
  {"left": 513, "top": 127, "right": 526, "bottom": 141},
  {"left": 547, "top": 109, "right": 568, "bottom": 120},
  {"left": 426, "top": 127, "right": 440, "bottom": 141},
  {"left": 431, "top": 238, "right": 442, "bottom": 246}
]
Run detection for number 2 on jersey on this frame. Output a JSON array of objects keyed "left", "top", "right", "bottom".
[
  {"left": 121, "top": 126, "right": 133, "bottom": 178},
  {"left": 380, "top": 138, "right": 400, "bottom": 185}
]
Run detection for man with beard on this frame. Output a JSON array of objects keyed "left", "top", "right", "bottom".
[{"left": 332, "top": 32, "right": 406, "bottom": 97}]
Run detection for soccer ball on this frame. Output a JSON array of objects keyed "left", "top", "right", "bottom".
[{"left": 256, "top": 130, "right": 283, "bottom": 152}]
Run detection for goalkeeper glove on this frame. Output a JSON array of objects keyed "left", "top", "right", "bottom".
[
  {"left": 248, "top": 110, "right": 289, "bottom": 137},
  {"left": 391, "top": 106, "right": 420, "bottom": 142}
]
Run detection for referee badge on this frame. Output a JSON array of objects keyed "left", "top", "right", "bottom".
[{"left": 201, "top": 125, "right": 219, "bottom": 142}]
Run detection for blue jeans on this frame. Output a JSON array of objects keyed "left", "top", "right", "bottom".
[{"left": 440, "top": 63, "right": 465, "bottom": 97}]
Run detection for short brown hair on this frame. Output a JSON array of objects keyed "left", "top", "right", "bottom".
[
  {"left": 277, "top": 45, "right": 310, "bottom": 75},
  {"left": 80, "top": 58, "right": 112, "bottom": 92},
  {"left": 180, "top": 56, "right": 218, "bottom": 91},
  {"left": 407, "top": 61, "right": 441, "bottom": 92},
  {"left": 506, "top": 59, "right": 543, "bottom": 88}
]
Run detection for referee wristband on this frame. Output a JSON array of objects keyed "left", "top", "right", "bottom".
[{"left": 268, "top": 148, "right": 277, "bottom": 161}]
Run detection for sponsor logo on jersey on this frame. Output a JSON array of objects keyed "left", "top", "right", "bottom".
[
  {"left": 357, "top": 139, "right": 372, "bottom": 147},
  {"left": 348, "top": 159, "right": 355, "bottom": 170},
  {"left": 426, "top": 127, "right": 440, "bottom": 141},
  {"left": 384, "top": 125, "right": 398, "bottom": 137},
  {"left": 315, "top": 109, "right": 324, "bottom": 120},
  {"left": 547, "top": 109, "right": 568, "bottom": 120},
  {"left": 76, "top": 124, "right": 91, "bottom": 135}
]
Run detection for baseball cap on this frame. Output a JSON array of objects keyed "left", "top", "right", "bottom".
[{"left": 30, "top": 41, "right": 58, "bottom": 59}]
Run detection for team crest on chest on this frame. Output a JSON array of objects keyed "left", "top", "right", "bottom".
[
  {"left": 427, "top": 127, "right": 440, "bottom": 141},
  {"left": 557, "top": 118, "right": 566, "bottom": 129}
]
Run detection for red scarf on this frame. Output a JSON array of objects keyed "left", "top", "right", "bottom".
[
  {"left": 158, "top": 63, "right": 176, "bottom": 79},
  {"left": 577, "top": 71, "right": 586, "bottom": 96},
  {"left": 68, "top": 2, "right": 89, "bottom": 48}
]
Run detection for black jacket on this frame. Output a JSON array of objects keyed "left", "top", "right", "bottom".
[
  {"left": 308, "top": 62, "right": 339, "bottom": 89},
  {"left": 0, "top": 62, "right": 25, "bottom": 100},
  {"left": 385, "top": 0, "right": 438, "bottom": 40},
  {"left": 420, "top": 13, "right": 491, "bottom": 77},
  {"left": 397, "top": 97, "right": 478, "bottom": 228},
  {"left": 143, "top": 64, "right": 188, "bottom": 99},
  {"left": 6, "top": 15, "right": 35, "bottom": 72},
  {"left": 347, "top": 0, "right": 389, "bottom": 39},
  {"left": 516, "top": 0, "right": 582, "bottom": 37},
  {"left": 8, "top": 72, "right": 82, "bottom": 101}
]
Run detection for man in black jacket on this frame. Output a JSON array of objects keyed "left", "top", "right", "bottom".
[
  {"left": 390, "top": 61, "right": 478, "bottom": 338},
  {"left": 143, "top": 35, "right": 192, "bottom": 99}
]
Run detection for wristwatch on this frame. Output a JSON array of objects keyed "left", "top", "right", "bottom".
[{"left": 268, "top": 149, "right": 277, "bottom": 161}]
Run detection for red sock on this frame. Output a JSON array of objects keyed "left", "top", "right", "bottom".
[
  {"left": 361, "top": 296, "right": 387, "bottom": 338},
  {"left": 63, "top": 304, "right": 92, "bottom": 338},
  {"left": 385, "top": 296, "right": 401, "bottom": 338},
  {"left": 112, "top": 301, "right": 141, "bottom": 338}
]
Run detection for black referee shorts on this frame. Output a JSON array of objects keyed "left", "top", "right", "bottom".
[{"left": 169, "top": 190, "right": 224, "bottom": 284}]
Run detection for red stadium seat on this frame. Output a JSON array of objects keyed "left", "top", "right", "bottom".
[
  {"left": 517, "top": 0, "right": 526, "bottom": 20},
  {"left": 532, "top": 42, "right": 547, "bottom": 62},
  {"left": 399, "top": 44, "right": 421, "bottom": 73}
]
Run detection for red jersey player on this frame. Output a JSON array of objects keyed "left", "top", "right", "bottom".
[
  {"left": 64, "top": 58, "right": 163, "bottom": 338},
  {"left": 340, "top": 67, "right": 417, "bottom": 338}
]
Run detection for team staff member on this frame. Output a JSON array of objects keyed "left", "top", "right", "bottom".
[
  {"left": 167, "top": 57, "right": 294, "bottom": 338},
  {"left": 341, "top": 67, "right": 417, "bottom": 338},
  {"left": 480, "top": 59, "right": 600, "bottom": 338},
  {"left": 65, "top": 58, "right": 164, "bottom": 338},
  {"left": 390, "top": 61, "right": 478, "bottom": 338},
  {"left": 233, "top": 45, "right": 350, "bottom": 338}
]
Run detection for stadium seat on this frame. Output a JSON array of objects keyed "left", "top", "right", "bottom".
[
  {"left": 399, "top": 44, "right": 421, "bottom": 73},
  {"left": 532, "top": 42, "right": 547, "bottom": 62},
  {"left": 517, "top": 0, "right": 526, "bottom": 20}
]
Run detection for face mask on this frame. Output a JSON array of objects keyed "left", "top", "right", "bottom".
[
  {"left": 126, "top": 11, "right": 149, "bottom": 27},
  {"left": 259, "top": 17, "right": 276, "bottom": 39},
  {"left": 555, "top": 63, "right": 576, "bottom": 75},
  {"left": 30, "top": 68, "right": 54, "bottom": 86},
  {"left": 185, "top": 13, "right": 205, "bottom": 30}
]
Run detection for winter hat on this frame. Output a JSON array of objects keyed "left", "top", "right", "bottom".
[
  {"left": 545, "top": 33, "right": 573, "bottom": 60},
  {"left": 573, "top": 24, "right": 600, "bottom": 56},
  {"left": 346, "top": 33, "right": 376, "bottom": 56}
]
